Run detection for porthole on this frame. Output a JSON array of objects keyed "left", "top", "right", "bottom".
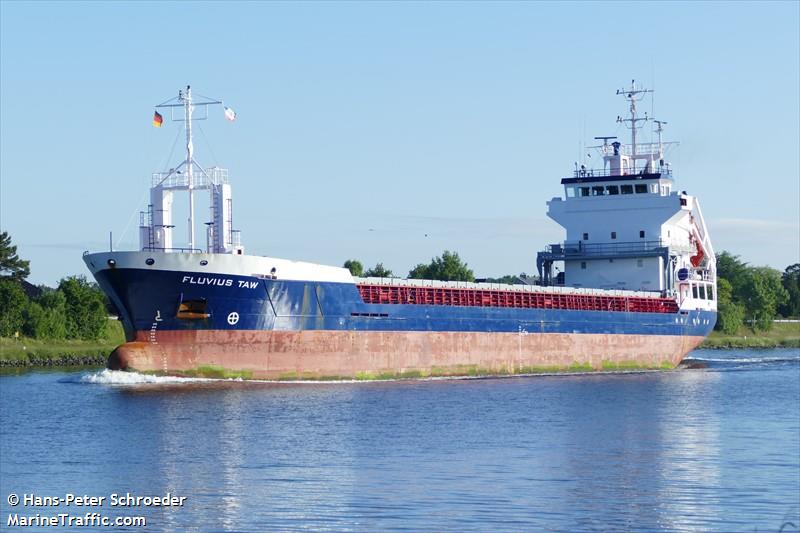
[
  {"left": 145, "top": 258, "right": 155, "bottom": 266},
  {"left": 200, "top": 260, "right": 208, "bottom": 266}
]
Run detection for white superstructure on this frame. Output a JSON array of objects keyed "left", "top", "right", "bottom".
[{"left": 537, "top": 81, "right": 716, "bottom": 311}]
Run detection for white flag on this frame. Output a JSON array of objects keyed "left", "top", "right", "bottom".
[{"left": 224, "top": 106, "right": 237, "bottom": 122}]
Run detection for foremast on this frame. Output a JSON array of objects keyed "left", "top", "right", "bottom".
[{"left": 139, "top": 86, "right": 243, "bottom": 255}]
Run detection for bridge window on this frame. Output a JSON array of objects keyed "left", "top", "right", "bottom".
[
  {"left": 635, "top": 184, "right": 648, "bottom": 194},
  {"left": 580, "top": 187, "right": 590, "bottom": 197},
  {"left": 592, "top": 186, "right": 605, "bottom": 196},
  {"left": 621, "top": 184, "right": 634, "bottom": 194},
  {"left": 611, "top": 232, "right": 617, "bottom": 239},
  {"left": 639, "top": 230, "right": 645, "bottom": 238},
  {"left": 582, "top": 233, "right": 589, "bottom": 240},
  {"left": 607, "top": 185, "right": 619, "bottom": 195},
  {"left": 566, "top": 187, "right": 576, "bottom": 197}
]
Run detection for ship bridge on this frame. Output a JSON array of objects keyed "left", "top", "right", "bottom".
[{"left": 536, "top": 81, "right": 716, "bottom": 308}]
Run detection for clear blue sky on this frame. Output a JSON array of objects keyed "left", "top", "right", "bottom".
[{"left": 1, "top": 1, "right": 798, "bottom": 285}]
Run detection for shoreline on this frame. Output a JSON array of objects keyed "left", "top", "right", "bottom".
[
  {"left": 698, "top": 322, "right": 799, "bottom": 349},
  {"left": 0, "top": 321, "right": 124, "bottom": 370},
  {"left": 0, "top": 353, "right": 108, "bottom": 368},
  {"left": 699, "top": 338, "right": 800, "bottom": 349}
]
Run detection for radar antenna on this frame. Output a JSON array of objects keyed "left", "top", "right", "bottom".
[{"left": 593, "top": 136, "right": 617, "bottom": 155}]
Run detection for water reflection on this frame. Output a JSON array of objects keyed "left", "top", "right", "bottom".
[
  {"left": 157, "top": 392, "right": 185, "bottom": 533},
  {"left": 656, "top": 370, "right": 722, "bottom": 532},
  {"left": 142, "top": 384, "right": 363, "bottom": 531},
  {"left": 217, "top": 389, "right": 244, "bottom": 531},
  {"left": 557, "top": 374, "right": 673, "bottom": 530}
]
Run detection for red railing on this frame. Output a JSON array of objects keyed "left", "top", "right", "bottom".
[{"left": 356, "top": 284, "right": 679, "bottom": 314}]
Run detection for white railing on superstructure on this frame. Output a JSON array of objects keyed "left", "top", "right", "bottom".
[
  {"left": 589, "top": 141, "right": 676, "bottom": 160},
  {"left": 152, "top": 166, "right": 229, "bottom": 190}
]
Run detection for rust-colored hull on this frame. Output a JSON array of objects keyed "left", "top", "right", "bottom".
[{"left": 108, "top": 330, "right": 704, "bottom": 379}]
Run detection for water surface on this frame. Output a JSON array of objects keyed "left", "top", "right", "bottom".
[{"left": 1, "top": 349, "right": 798, "bottom": 532}]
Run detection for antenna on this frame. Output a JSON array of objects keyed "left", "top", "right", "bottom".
[
  {"left": 616, "top": 80, "right": 653, "bottom": 161},
  {"left": 654, "top": 120, "right": 667, "bottom": 160}
]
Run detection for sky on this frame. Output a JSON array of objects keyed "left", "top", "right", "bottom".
[{"left": 1, "top": 1, "right": 798, "bottom": 286}]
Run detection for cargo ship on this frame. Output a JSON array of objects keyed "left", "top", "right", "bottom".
[{"left": 84, "top": 83, "right": 717, "bottom": 379}]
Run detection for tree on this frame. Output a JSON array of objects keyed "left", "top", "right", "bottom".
[
  {"left": 715, "top": 278, "right": 744, "bottom": 334},
  {"left": 364, "top": 263, "right": 393, "bottom": 278},
  {"left": 716, "top": 251, "right": 749, "bottom": 302},
  {"left": 408, "top": 263, "right": 428, "bottom": 279},
  {"left": 408, "top": 250, "right": 475, "bottom": 282},
  {"left": 58, "top": 275, "right": 108, "bottom": 340},
  {"left": 0, "top": 231, "right": 30, "bottom": 281},
  {"left": 0, "top": 279, "right": 28, "bottom": 337},
  {"left": 779, "top": 263, "right": 800, "bottom": 318},
  {"left": 23, "top": 289, "right": 67, "bottom": 339},
  {"left": 741, "top": 267, "right": 789, "bottom": 331},
  {"left": 343, "top": 260, "right": 364, "bottom": 277}
]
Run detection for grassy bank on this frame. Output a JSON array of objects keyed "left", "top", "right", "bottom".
[
  {"left": 700, "top": 322, "right": 800, "bottom": 349},
  {"left": 0, "top": 320, "right": 125, "bottom": 367}
]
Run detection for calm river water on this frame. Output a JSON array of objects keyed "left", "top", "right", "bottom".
[{"left": 1, "top": 349, "right": 798, "bottom": 532}]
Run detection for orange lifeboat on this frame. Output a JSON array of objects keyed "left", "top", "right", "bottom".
[{"left": 690, "top": 229, "right": 705, "bottom": 267}]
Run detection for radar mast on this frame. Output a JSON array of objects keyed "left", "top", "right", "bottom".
[{"left": 616, "top": 80, "right": 652, "bottom": 160}]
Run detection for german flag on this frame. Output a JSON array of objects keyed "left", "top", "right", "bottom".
[{"left": 152, "top": 110, "right": 163, "bottom": 128}]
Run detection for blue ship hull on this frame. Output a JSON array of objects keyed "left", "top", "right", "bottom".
[{"left": 97, "top": 268, "right": 716, "bottom": 339}]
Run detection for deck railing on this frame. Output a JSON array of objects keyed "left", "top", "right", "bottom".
[
  {"left": 568, "top": 167, "right": 671, "bottom": 179},
  {"left": 545, "top": 240, "right": 667, "bottom": 257},
  {"left": 141, "top": 246, "right": 202, "bottom": 253}
]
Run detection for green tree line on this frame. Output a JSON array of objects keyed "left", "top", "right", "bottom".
[
  {"left": 344, "top": 250, "right": 477, "bottom": 282},
  {"left": 346, "top": 251, "right": 532, "bottom": 284},
  {"left": 715, "top": 252, "right": 797, "bottom": 334},
  {"left": 0, "top": 232, "right": 109, "bottom": 340}
]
